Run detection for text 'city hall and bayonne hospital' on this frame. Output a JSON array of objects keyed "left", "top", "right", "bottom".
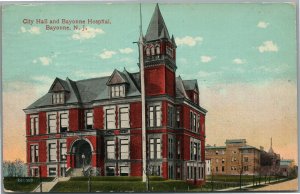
[{"left": 24, "top": 5, "right": 207, "bottom": 185}]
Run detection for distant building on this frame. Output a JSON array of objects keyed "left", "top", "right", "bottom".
[
  {"left": 279, "top": 159, "right": 295, "bottom": 177},
  {"left": 205, "top": 159, "right": 211, "bottom": 175},
  {"left": 205, "top": 139, "right": 281, "bottom": 176}
]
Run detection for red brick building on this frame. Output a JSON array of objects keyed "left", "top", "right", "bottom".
[{"left": 24, "top": 4, "right": 207, "bottom": 184}]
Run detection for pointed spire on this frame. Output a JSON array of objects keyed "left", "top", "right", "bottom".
[
  {"left": 268, "top": 137, "right": 274, "bottom": 154},
  {"left": 171, "top": 34, "right": 177, "bottom": 47},
  {"left": 145, "top": 4, "right": 170, "bottom": 42}
]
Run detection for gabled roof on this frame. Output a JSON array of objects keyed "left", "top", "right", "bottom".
[
  {"left": 106, "top": 69, "right": 129, "bottom": 85},
  {"left": 145, "top": 4, "right": 170, "bottom": 42},
  {"left": 183, "top": 79, "right": 198, "bottom": 91},
  {"left": 176, "top": 76, "right": 188, "bottom": 98},
  {"left": 48, "top": 77, "right": 70, "bottom": 93},
  {"left": 25, "top": 69, "right": 142, "bottom": 110}
]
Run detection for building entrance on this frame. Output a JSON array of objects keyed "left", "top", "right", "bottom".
[{"left": 71, "top": 140, "right": 92, "bottom": 168}]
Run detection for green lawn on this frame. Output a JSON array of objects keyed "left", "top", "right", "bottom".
[
  {"left": 3, "top": 177, "right": 54, "bottom": 192},
  {"left": 51, "top": 176, "right": 198, "bottom": 192},
  {"left": 206, "top": 175, "right": 278, "bottom": 183}
]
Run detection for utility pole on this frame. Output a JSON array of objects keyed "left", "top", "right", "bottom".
[{"left": 138, "top": 3, "right": 147, "bottom": 184}]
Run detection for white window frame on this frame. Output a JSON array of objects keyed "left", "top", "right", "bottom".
[
  {"left": 30, "top": 115, "right": 39, "bottom": 135},
  {"left": 120, "top": 139, "right": 129, "bottom": 159},
  {"left": 148, "top": 104, "right": 162, "bottom": 127},
  {"left": 119, "top": 106, "right": 130, "bottom": 129},
  {"left": 105, "top": 107, "right": 115, "bottom": 130},
  {"left": 48, "top": 113, "right": 57, "bottom": 134},
  {"left": 111, "top": 85, "right": 125, "bottom": 98},
  {"left": 59, "top": 112, "right": 69, "bottom": 132},
  {"left": 48, "top": 142, "right": 57, "bottom": 162},
  {"left": 30, "top": 144, "right": 39, "bottom": 163},
  {"left": 48, "top": 165, "right": 57, "bottom": 177},
  {"left": 85, "top": 110, "right": 93, "bottom": 129},
  {"left": 106, "top": 140, "right": 115, "bottom": 159}
]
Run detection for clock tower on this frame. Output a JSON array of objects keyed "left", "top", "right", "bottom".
[{"left": 143, "top": 4, "right": 177, "bottom": 97}]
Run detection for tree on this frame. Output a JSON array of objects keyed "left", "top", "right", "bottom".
[{"left": 3, "top": 159, "right": 27, "bottom": 177}]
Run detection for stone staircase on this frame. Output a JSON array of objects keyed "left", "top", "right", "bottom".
[
  {"left": 71, "top": 168, "right": 84, "bottom": 177},
  {"left": 32, "top": 177, "right": 71, "bottom": 192}
]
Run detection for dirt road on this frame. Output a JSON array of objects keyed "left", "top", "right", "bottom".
[{"left": 254, "top": 178, "right": 298, "bottom": 191}]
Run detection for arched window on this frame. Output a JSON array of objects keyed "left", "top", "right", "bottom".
[
  {"left": 151, "top": 47, "right": 155, "bottom": 55},
  {"left": 146, "top": 48, "right": 150, "bottom": 56},
  {"left": 156, "top": 46, "right": 160, "bottom": 54}
]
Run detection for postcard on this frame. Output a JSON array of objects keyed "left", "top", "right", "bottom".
[{"left": 2, "top": 2, "right": 298, "bottom": 192}]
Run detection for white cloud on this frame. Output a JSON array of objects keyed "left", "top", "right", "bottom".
[
  {"left": 119, "top": 48, "right": 134, "bottom": 54},
  {"left": 233, "top": 58, "right": 246, "bottom": 64},
  {"left": 201, "top": 55, "right": 214, "bottom": 63},
  {"left": 99, "top": 50, "right": 116, "bottom": 59},
  {"left": 32, "top": 59, "right": 37, "bottom": 64},
  {"left": 72, "top": 27, "right": 104, "bottom": 40},
  {"left": 74, "top": 71, "right": 111, "bottom": 78},
  {"left": 39, "top": 57, "right": 52, "bottom": 66},
  {"left": 175, "top": 36, "right": 203, "bottom": 46},
  {"left": 20, "top": 26, "right": 41, "bottom": 35},
  {"left": 258, "top": 41, "right": 279, "bottom": 53},
  {"left": 257, "top": 21, "right": 269, "bottom": 28},
  {"left": 32, "top": 76, "right": 53, "bottom": 84}
]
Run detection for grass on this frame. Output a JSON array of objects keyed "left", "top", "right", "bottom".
[
  {"left": 51, "top": 177, "right": 197, "bottom": 192},
  {"left": 3, "top": 177, "right": 54, "bottom": 192}
]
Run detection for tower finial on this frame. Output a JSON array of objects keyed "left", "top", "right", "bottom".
[{"left": 271, "top": 137, "right": 272, "bottom": 148}]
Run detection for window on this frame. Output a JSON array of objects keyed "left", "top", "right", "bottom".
[
  {"left": 168, "top": 165, "right": 174, "bottom": 179},
  {"left": 167, "top": 106, "right": 174, "bottom": 127},
  {"left": 30, "top": 145, "right": 39, "bottom": 162},
  {"left": 177, "top": 140, "right": 181, "bottom": 159},
  {"left": 151, "top": 47, "right": 155, "bottom": 55},
  {"left": 149, "top": 138, "right": 161, "bottom": 159},
  {"left": 120, "top": 139, "right": 129, "bottom": 159},
  {"left": 31, "top": 168, "right": 39, "bottom": 177},
  {"left": 119, "top": 107, "right": 129, "bottom": 128},
  {"left": 106, "top": 140, "right": 115, "bottom": 159},
  {"left": 222, "top": 166, "right": 225, "bottom": 172},
  {"left": 244, "top": 157, "right": 248, "bottom": 162},
  {"left": 216, "top": 167, "right": 218, "bottom": 172},
  {"left": 60, "top": 113, "right": 68, "bottom": 132},
  {"left": 120, "top": 166, "right": 129, "bottom": 176},
  {"left": 111, "top": 85, "right": 125, "bottom": 98},
  {"left": 222, "top": 158, "right": 225, "bottom": 164},
  {"left": 216, "top": 150, "right": 219, "bottom": 155},
  {"left": 106, "top": 109, "right": 115, "bottom": 129},
  {"left": 193, "top": 142, "right": 197, "bottom": 160},
  {"left": 166, "top": 46, "right": 173, "bottom": 57},
  {"left": 146, "top": 47, "right": 150, "bottom": 56},
  {"left": 48, "top": 143, "right": 57, "bottom": 162},
  {"left": 243, "top": 166, "right": 248, "bottom": 171},
  {"left": 190, "top": 112, "right": 196, "bottom": 132},
  {"left": 150, "top": 165, "right": 161, "bottom": 176},
  {"left": 60, "top": 167, "right": 66, "bottom": 177},
  {"left": 106, "top": 166, "right": 115, "bottom": 176},
  {"left": 30, "top": 116, "right": 39, "bottom": 135},
  {"left": 197, "top": 115, "right": 200, "bottom": 133},
  {"left": 156, "top": 46, "right": 160, "bottom": 54},
  {"left": 176, "top": 108, "right": 180, "bottom": 128},
  {"left": 48, "top": 114, "right": 56, "bottom": 133},
  {"left": 60, "top": 143, "right": 67, "bottom": 161},
  {"left": 85, "top": 111, "right": 93, "bottom": 129},
  {"left": 49, "top": 167, "right": 57, "bottom": 176},
  {"left": 216, "top": 159, "right": 219, "bottom": 163},
  {"left": 148, "top": 105, "right": 161, "bottom": 127},
  {"left": 168, "top": 138, "right": 174, "bottom": 159},
  {"left": 52, "top": 93, "right": 64, "bottom": 104}
]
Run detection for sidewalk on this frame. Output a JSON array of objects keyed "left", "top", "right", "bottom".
[
  {"left": 217, "top": 178, "right": 287, "bottom": 191},
  {"left": 254, "top": 178, "right": 298, "bottom": 191}
]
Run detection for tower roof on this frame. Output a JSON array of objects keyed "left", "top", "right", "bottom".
[{"left": 145, "top": 4, "right": 170, "bottom": 42}]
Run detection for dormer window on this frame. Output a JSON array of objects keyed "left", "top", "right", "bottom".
[
  {"left": 52, "top": 92, "right": 64, "bottom": 104},
  {"left": 111, "top": 85, "right": 125, "bottom": 98}
]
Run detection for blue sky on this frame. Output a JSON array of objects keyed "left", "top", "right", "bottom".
[{"left": 2, "top": 3, "right": 297, "bottom": 162}]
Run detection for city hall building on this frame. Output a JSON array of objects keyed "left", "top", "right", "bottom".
[{"left": 24, "top": 5, "right": 207, "bottom": 184}]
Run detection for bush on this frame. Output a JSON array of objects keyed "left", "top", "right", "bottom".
[{"left": 70, "top": 176, "right": 142, "bottom": 181}]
